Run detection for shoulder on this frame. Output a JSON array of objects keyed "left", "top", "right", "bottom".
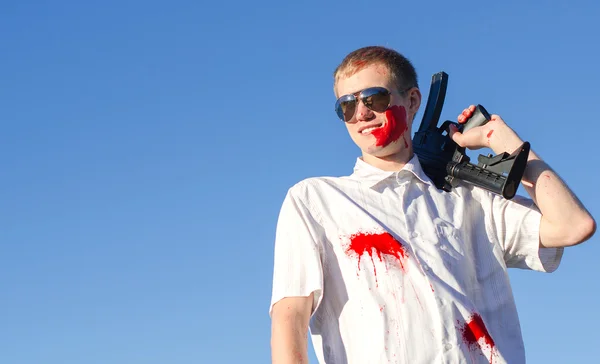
[
  {"left": 280, "top": 175, "right": 360, "bottom": 222},
  {"left": 275, "top": 177, "right": 345, "bottom": 237},
  {"left": 286, "top": 175, "right": 353, "bottom": 201}
]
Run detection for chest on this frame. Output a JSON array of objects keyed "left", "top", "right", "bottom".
[{"left": 316, "top": 180, "right": 501, "bottom": 289}]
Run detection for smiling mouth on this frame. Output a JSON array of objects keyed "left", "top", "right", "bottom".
[{"left": 360, "top": 123, "right": 384, "bottom": 135}]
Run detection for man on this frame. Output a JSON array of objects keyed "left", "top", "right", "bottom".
[{"left": 269, "top": 46, "right": 595, "bottom": 363}]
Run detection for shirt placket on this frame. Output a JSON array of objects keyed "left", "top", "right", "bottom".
[{"left": 395, "top": 173, "right": 459, "bottom": 363}]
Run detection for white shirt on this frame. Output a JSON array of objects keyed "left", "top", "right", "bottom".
[{"left": 270, "top": 155, "right": 563, "bottom": 364}]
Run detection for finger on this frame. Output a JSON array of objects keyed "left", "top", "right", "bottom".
[
  {"left": 458, "top": 115, "right": 465, "bottom": 123},
  {"left": 464, "top": 105, "right": 476, "bottom": 118}
]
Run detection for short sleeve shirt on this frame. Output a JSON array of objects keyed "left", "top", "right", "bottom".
[{"left": 270, "top": 155, "right": 563, "bottom": 364}]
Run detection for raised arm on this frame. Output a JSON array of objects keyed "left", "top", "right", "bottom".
[
  {"left": 450, "top": 105, "right": 596, "bottom": 248},
  {"left": 271, "top": 294, "right": 314, "bottom": 364}
]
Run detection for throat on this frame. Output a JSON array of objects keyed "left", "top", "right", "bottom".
[{"left": 362, "top": 148, "right": 414, "bottom": 172}]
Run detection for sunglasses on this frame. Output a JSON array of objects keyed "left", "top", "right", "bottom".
[{"left": 335, "top": 86, "right": 412, "bottom": 122}]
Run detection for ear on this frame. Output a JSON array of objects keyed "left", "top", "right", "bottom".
[{"left": 407, "top": 88, "right": 422, "bottom": 121}]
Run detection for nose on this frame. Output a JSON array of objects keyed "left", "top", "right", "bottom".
[{"left": 355, "top": 99, "right": 375, "bottom": 121}]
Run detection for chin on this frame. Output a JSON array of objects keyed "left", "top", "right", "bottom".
[{"left": 363, "top": 144, "right": 403, "bottom": 158}]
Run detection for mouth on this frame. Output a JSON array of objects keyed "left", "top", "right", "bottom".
[{"left": 359, "top": 123, "right": 384, "bottom": 135}]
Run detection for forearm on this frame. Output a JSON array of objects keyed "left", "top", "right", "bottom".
[
  {"left": 271, "top": 314, "right": 309, "bottom": 364},
  {"left": 271, "top": 296, "right": 313, "bottom": 364},
  {"left": 489, "top": 122, "right": 595, "bottom": 247}
]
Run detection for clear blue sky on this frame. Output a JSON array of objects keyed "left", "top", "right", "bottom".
[{"left": 1, "top": 1, "right": 598, "bottom": 363}]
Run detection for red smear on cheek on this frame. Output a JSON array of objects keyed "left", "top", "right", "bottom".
[
  {"left": 346, "top": 232, "right": 408, "bottom": 281},
  {"left": 461, "top": 313, "right": 496, "bottom": 363},
  {"left": 372, "top": 105, "right": 408, "bottom": 147},
  {"left": 487, "top": 130, "right": 494, "bottom": 138}
]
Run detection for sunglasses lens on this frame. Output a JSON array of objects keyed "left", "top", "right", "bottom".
[
  {"left": 335, "top": 95, "right": 357, "bottom": 122},
  {"left": 361, "top": 88, "right": 390, "bottom": 113},
  {"left": 340, "top": 100, "right": 357, "bottom": 121}
]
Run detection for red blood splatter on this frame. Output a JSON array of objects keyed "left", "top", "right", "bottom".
[
  {"left": 346, "top": 232, "right": 408, "bottom": 280},
  {"left": 352, "top": 60, "right": 368, "bottom": 71},
  {"left": 487, "top": 130, "right": 494, "bottom": 138},
  {"left": 460, "top": 313, "right": 496, "bottom": 363},
  {"left": 373, "top": 105, "right": 407, "bottom": 147}
]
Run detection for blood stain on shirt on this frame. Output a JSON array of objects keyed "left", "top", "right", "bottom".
[
  {"left": 460, "top": 313, "right": 496, "bottom": 363},
  {"left": 346, "top": 232, "right": 408, "bottom": 282},
  {"left": 373, "top": 105, "right": 407, "bottom": 147}
]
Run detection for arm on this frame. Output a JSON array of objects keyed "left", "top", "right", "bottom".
[
  {"left": 271, "top": 294, "right": 314, "bottom": 364},
  {"left": 270, "top": 186, "right": 324, "bottom": 362},
  {"left": 450, "top": 106, "right": 596, "bottom": 248}
]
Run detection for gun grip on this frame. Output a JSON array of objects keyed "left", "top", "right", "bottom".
[{"left": 461, "top": 104, "right": 491, "bottom": 133}]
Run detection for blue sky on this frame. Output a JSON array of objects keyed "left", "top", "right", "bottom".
[{"left": 1, "top": 0, "right": 599, "bottom": 363}]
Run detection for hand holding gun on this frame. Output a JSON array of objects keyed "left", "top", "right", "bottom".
[{"left": 412, "top": 72, "right": 530, "bottom": 199}]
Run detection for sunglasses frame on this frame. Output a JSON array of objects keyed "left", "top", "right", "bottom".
[{"left": 335, "top": 86, "right": 413, "bottom": 122}]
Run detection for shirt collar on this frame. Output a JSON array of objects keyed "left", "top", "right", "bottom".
[{"left": 349, "top": 154, "right": 434, "bottom": 188}]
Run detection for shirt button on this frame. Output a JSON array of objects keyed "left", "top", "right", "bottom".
[
  {"left": 444, "top": 342, "right": 453, "bottom": 351},
  {"left": 422, "top": 264, "right": 430, "bottom": 271},
  {"left": 410, "top": 231, "right": 419, "bottom": 238}
]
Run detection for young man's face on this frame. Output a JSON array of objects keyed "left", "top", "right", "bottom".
[{"left": 335, "top": 63, "right": 420, "bottom": 160}]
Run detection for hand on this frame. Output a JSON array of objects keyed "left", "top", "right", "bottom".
[
  {"left": 448, "top": 105, "right": 520, "bottom": 153},
  {"left": 448, "top": 105, "right": 495, "bottom": 150}
]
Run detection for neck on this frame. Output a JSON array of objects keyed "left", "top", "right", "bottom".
[{"left": 362, "top": 147, "right": 414, "bottom": 172}]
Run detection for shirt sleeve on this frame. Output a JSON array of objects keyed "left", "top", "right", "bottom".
[
  {"left": 488, "top": 193, "right": 563, "bottom": 272},
  {"left": 269, "top": 186, "right": 324, "bottom": 317}
]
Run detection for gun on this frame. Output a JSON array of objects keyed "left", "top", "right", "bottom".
[{"left": 412, "top": 71, "right": 530, "bottom": 199}]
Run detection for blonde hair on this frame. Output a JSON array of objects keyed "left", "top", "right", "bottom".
[{"left": 333, "top": 46, "right": 418, "bottom": 94}]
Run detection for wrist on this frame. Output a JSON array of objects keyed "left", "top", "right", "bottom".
[{"left": 488, "top": 120, "right": 525, "bottom": 156}]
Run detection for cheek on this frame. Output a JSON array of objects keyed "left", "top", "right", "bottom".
[
  {"left": 345, "top": 123, "right": 359, "bottom": 135},
  {"left": 386, "top": 105, "right": 408, "bottom": 131},
  {"left": 376, "top": 105, "right": 407, "bottom": 145}
]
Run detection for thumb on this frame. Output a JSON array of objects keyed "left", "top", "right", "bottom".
[
  {"left": 449, "top": 124, "right": 479, "bottom": 148},
  {"left": 448, "top": 124, "right": 466, "bottom": 147}
]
